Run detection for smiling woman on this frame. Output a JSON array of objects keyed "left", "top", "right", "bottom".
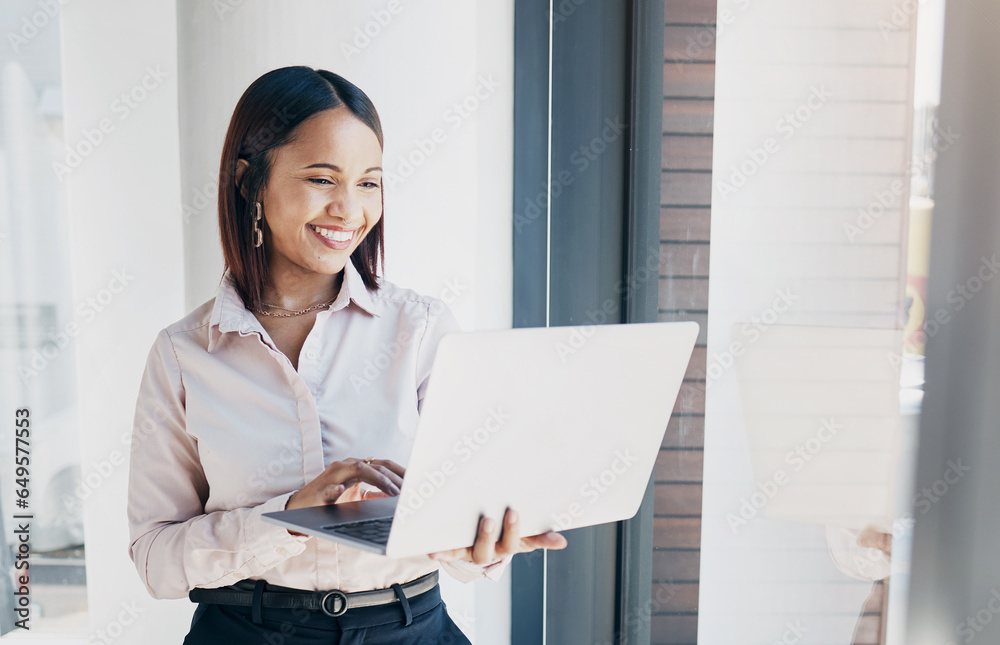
[
  {"left": 234, "top": 106, "right": 387, "bottom": 371},
  {"left": 217, "top": 67, "right": 386, "bottom": 315},
  {"left": 126, "top": 66, "right": 564, "bottom": 645},
  {"left": 242, "top": 109, "right": 384, "bottom": 279}
]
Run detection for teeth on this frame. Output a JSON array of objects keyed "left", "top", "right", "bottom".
[{"left": 312, "top": 225, "right": 354, "bottom": 242}]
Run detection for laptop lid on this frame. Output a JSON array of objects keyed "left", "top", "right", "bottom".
[{"left": 383, "top": 321, "right": 698, "bottom": 558}]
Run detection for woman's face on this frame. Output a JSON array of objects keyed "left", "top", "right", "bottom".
[{"left": 258, "top": 107, "right": 383, "bottom": 281}]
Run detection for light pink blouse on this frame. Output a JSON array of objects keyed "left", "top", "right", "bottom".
[{"left": 127, "top": 260, "right": 507, "bottom": 599}]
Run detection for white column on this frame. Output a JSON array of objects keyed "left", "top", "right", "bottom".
[{"left": 61, "top": 0, "right": 188, "bottom": 641}]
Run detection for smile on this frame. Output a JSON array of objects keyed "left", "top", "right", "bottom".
[{"left": 310, "top": 225, "right": 356, "bottom": 243}]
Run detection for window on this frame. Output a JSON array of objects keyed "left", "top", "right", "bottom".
[{"left": 0, "top": 3, "right": 87, "bottom": 633}]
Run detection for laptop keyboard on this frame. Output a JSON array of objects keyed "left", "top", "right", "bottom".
[{"left": 322, "top": 517, "right": 393, "bottom": 546}]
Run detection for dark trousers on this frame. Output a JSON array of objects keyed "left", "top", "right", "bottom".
[{"left": 183, "top": 584, "right": 471, "bottom": 645}]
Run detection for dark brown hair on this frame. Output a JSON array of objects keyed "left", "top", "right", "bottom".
[{"left": 218, "top": 66, "right": 384, "bottom": 312}]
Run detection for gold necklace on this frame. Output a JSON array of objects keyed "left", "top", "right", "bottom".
[{"left": 255, "top": 294, "right": 337, "bottom": 318}]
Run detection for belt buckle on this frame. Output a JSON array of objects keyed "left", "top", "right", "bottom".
[{"left": 320, "top": 589, "right": 349, "bottom": 617}]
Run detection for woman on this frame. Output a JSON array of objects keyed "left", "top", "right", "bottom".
[{"left": 126, "top": 66, "right": 566, "bottom": 644}]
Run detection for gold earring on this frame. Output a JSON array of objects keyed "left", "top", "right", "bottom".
[{"left": 253, "top": 202, "right": 263, "bottom": 248}]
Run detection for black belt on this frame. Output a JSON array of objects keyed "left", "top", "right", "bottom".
[{"left": 189, "top": 570, "right": 439, "bottom": 619}]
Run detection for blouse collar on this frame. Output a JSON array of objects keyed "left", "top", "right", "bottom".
[{"left": 208, "top": 259, "right": 380, "bottom": 352}]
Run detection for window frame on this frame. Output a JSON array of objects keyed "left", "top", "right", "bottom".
[{"left": 511, "top": 0, "right": 665, "bottom": 642}]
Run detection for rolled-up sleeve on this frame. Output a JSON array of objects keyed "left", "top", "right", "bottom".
[{"left": 126, "top": 329, "right": 308, "bottom": 599}]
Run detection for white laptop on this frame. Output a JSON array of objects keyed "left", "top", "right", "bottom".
[{"left": 262, "top": 321, "right": 699, "bottom": 558}]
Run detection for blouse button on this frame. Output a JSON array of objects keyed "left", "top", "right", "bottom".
[{"left": 306, "top": 351, "right": 318, "bottom": 361}]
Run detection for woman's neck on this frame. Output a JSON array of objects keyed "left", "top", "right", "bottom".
[{"left": 262, "top": 266, "right": 344, "bottom": 311}]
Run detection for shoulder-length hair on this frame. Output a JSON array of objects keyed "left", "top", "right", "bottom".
[{"left": 218, "top": 66, "right": 384, "bottom": 312}]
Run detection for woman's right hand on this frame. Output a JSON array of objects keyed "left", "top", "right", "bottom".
[{"left": 285, "top": 457, "right": 405, "bottom": 511}]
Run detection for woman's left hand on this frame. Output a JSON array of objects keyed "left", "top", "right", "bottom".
[{"left": 428, "top": 508, "right": 568, "bottom": 565}]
